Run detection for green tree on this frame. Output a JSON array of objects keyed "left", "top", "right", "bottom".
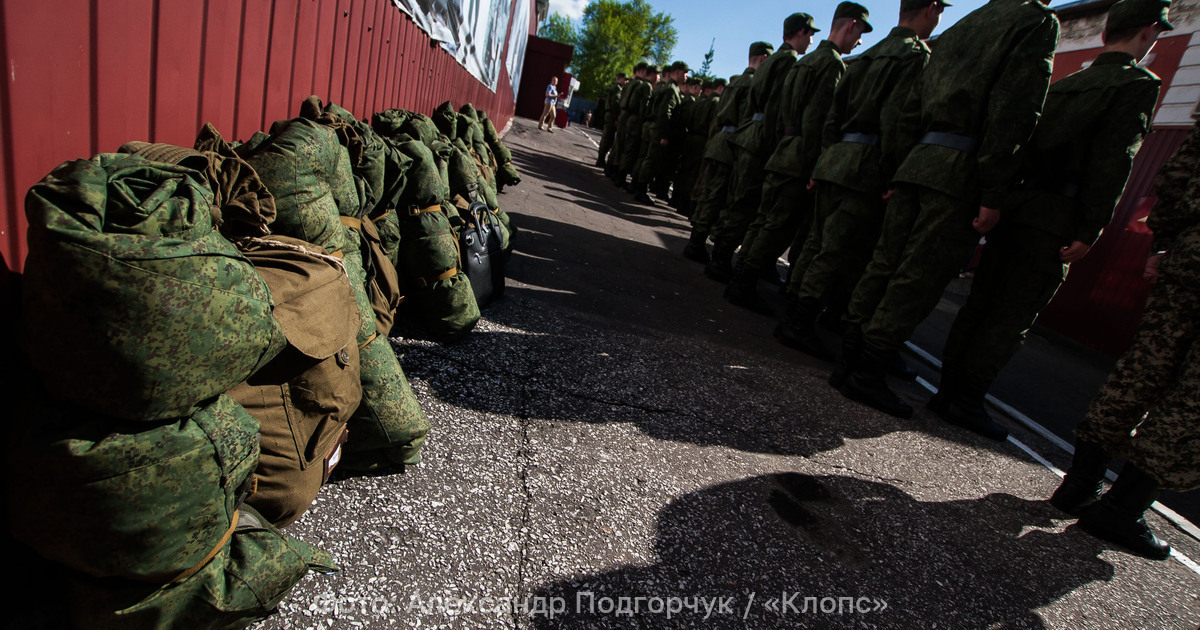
[
  {"left": 568, "top": 0, "right": 677, "bottom": 99},
  {"left": 694, "top": 39, "right": 716, "bottom": 83},
  {"left": 538, "top": 13, "right": 578, "bottom": 47}
]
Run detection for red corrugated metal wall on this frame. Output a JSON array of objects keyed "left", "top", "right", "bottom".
[
  {"left": 0, "top": 0, "right": 533, "bottom": 273},
  {"left": 1033, "top": 34, "right": 1193, "bottom": 357}
]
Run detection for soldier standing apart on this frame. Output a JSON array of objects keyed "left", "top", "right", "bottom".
[
  {"left": 683, "top": 43, "right": 773, "bottom": 264},
  {"left": 837, "top": 0, "right": 1059, "bottom": 424},
  {"left": 937, "top": 0, "right": 1164, "bottom": 444},
  {"left": 705, "top": 15, "right": 818, "bottom": 282},
  {"left": 1049, "top": 2, "right": 1193, "bottom": 562},
  {"left": 539, "top": 76, "right": 560, "bottom": 132},
  {"left": 631, "top": 61, "right": 690, "bottom": 204},
  {"left": 597, "top": 73, "right": 628, "bottom": 169},
  {"left": 776, "top": 0, "right": 945, "bottom": 360},
  {"left": 614, "top": 64, "right": 659, "bottom": 187},
  {"left": 724, "top": 2, "right": 872, "bottom": 314}
]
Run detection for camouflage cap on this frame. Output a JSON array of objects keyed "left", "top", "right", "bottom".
[
  {"left": 784, "top": 12, "right": 821, "bottom": 36},
  {"left": 834, "top": 1, "right": 873, "bottom": 32},
  {"left": 900, "top": 0, "right": 952, "bottom": 11},
  {"left": 647, "top": 63, "right": 663, "bottom": 74},
  {"left": 1107, "top": 0, "right": 1175, "bottom": 32},
  {"left": 711, "top": 78, "right": 728, "bottom": 88},
  {"left": 749, "top": 41, "right": 775, "bottom": 57},
  {"left": 670, "top": 60, "right": 691, "bottom": 73},
  {"left": 616, "top": 72, "right": 628, "bottom": 79},
  {"left": 634, "top": 61, "right": 649, "bottom": 72}
]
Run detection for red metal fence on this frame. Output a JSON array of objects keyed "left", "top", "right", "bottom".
[{"left": 0, "top": 0, "right": 533, "bottom": 273}]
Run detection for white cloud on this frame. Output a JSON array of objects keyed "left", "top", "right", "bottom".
[{"left": 548, "top": 0, "right": 589, "bottom": 20}]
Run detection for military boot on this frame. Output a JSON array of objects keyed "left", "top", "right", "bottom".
[
  {"left": 654, "top": 181, "right": 672, "bottom": 203},
  {"left": 595, "top": 157, "right": 606, "bottom": 168},
  {"left": 775, "top": 297, "right": 834, "bottom": 361},
  {"left": 724, "top": 260, "right": 775, "bottom": 315},
  {"left": 888, "top": 350, "right": 919, "bottom": 381},
  {"left": 631, "top": 180, "right": 655, "bottom": 205},
  {"left": 935, "top": 377, "right": 1008, "bottom": 441},
  {"left": 1050, "top": 441, "right": 1111, "bottom": 516},
  {"left": 830, "top": 325, "right": 862, "bottom": 388},
  {"left": 926, "top": 367, "right": 955, "bottom": 415},
  {"left": 705, "top": 242, "right": 735, "bottom": 282},
  {"left": 1078, "top": 465, "right": 1171, "bottom": 560},
  {"left": 839, "top": 341, "right": 913, "bottom": 419},
  {"left": 682, "top": 229, "right": 711, "bottom": 264},
  {"left": 760, "top": 264, "right": 786, "bottom": 287}
]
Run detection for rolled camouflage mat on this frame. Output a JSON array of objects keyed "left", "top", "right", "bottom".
[
  {"left": 65, "top": 503, "right": 335, "bottom": 630},
  {"left": 9, "top": 393, "right": 260, "bottom": 582},
  {"left": 228, "top": 236, "right": 362, "bottom": 528},
  {"left": 21, "top": 153, "right": 285, "bottom": 422},
  {"left": 241, "top": 118, "right": 347, "bottom": 254}
]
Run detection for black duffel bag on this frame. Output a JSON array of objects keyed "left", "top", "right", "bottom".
[{"left": 460, "top": 201, "right": 505, "bottom": 307}]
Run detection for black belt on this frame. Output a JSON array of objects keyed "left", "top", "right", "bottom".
[
  {"left": 919, "top": 131, "right": 978, "bottom": 153},
  {"left": 783, "top": 126, "right": 801, "bottom": 137},
  {"left": 841, "top": 132, "right": 880, "bottom": 146}
]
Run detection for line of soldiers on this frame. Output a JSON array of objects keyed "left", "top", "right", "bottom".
[
  {"left": 595, "top": 61, "right": 728, "bottom": 211},
  {"left": 594, "top": 0, "right": 1188, "bottom": 562}
]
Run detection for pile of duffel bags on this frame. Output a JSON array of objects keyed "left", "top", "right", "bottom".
[{"left": 7, "top": 96, "right": 520, "bottom": 629}]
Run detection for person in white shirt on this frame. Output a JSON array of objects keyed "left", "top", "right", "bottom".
[{"left": 539, "top": 76, "right": 560, "bottom": 132}]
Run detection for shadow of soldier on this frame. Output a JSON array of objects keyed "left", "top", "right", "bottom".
[{"left": 527, "top": 473, "right": 1119, "bottom": 629}]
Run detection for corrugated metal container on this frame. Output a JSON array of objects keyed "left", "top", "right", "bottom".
[
  {"left": 0, "top": 0, "right": 534, "bottom": 273},
  {"left": 1037, "top": 126, "right": 1191, "bottom": 356}
]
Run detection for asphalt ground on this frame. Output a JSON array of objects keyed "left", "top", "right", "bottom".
[{"left": 253, "top": 118, "right": 1200, "bottom": 629}]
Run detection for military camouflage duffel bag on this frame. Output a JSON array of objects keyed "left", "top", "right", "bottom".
[{"left": 21, "top": 154, "right": 285, "bottom": 422}]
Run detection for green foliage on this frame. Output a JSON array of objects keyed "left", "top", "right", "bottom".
[
  {"left": 538, "top": 13, "right": 578, "bottom": 47},
  {"left": 568, "top": 0, "right": 677, "bottom": 100},
  {"left": 695, "top": 39, "right": 716, "bottom": 83}
]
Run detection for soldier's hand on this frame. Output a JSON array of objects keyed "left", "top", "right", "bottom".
[
  {"left": 807, "top": 179, "right": 817, "bottom": 191},
  {"left": 882, "top": 189, "right": 895, "bottom": 201},
  {"left": 1059, "top": 241, "right": 1091, "bottom": 264},
  {"left": 973, "top": 206, "right": 1000, "bottom": 234},
  {"left": 1144, "top": 253, "right": 1162, "bottom": 283}
]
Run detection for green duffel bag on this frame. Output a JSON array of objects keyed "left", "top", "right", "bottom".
[
  {"left": 241, "top": 118, "right": 347, "bottom": 254},
  {"left": 8, "top": 393, "right": 259, "bottom": 582},
  {"left": 21, "top": 154, "right": 285, "bottom": 422},
  {"left": 392, "top": 140, "right": 480, "bottom": 342},
  {"left": 432, "top": 101, "right": 459, "bottom": 140},
  {"left": 339, "top": 332, "right": 431, "bottom": 470},
  {"left": 228, "top": 236, "right": 362, "bottom": 528},
  {"left": 66, "top": 504, "right": 336, "bottom": 630},
  {"left": 478, "top": 109, "right": 520, "bottom": 188},
  {"left": 371, "top": 108, "right": 414, "bottom": 141}
]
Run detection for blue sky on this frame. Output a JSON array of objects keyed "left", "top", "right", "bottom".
[{"left": 545, "top": 0, "right": 1076, "bottom": 80}]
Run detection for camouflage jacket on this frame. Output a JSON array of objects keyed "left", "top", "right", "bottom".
[
  {"left": 765, "top": 40, "right": 847, "bottom": 178},
  {"left": 621, "top": 77, "right": 653, "bottom": 124},
  {"left": 1151, "top": 121, "right": 1200, "bottom": 282},
  {"left": 732, "top": 43, "right": 799, "bottom": 157},
  {"left": 603, "top": 81, "right": 623, "bottom": 126},
  {"left": 673, "top": 94, "right": 697, "bottom": 140},
  {"left": 649, "top": 81, "right": 684, "bottom": 140},
  {"left": 691, "top": 94, "right": 720, "bottom": 140},
  {"left": 1007, "top": 51, "right": 1160, "bottom": 245},
  {"left": 810, "top": 26, "right": 931, "bottom": 193},
  {"left": 705, "top": 68, "right": 754, "bottom": 164},
  {"left": 892, "top": 0, "right": 1060, "bottom": 207}
]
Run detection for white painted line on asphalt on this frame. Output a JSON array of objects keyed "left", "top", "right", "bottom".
[
  {"left": 907, "top": 342, "right": 1200, "bottom": 563},
  {"left": 570, "top": 126, "right": 600, "bottom": 149}
]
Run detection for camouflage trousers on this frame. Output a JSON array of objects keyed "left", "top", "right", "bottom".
[
  {"left": 673, "top": 135, "right": 708, "bottom": 204},
  {"left": 708, "top": 147, "right": 768, "bottom": 248},
  {"left": 1076, "top": 270, "right": 1200, "bottom": 491},
  {"left": 618, "top": 115, "right": 644, "bottom": 173},
  {"left": 598, "top": 123, "right": 617, "bottom": 163},
  {"left": 691, "top": 159, "right": 734, "bottom": 235},
  {"left": 791, "top": 182, "right": 884, "bottom": 307},
  {"left": 738, "top": 172, "right": 814, "bottom": 271},
  {"left": 941, "top": 223, "right": 1067, "bottom": 387},
  {"left": 850, "top": 184, "right": 978, "bottom": 350},
  {"left": 633, "top": 121, "right": 655, "bottom": 180},
  {"left": 637, "top": 128, "right": 679, "bottom": 183}
]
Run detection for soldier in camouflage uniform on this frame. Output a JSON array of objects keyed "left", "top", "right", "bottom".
[
  {"left": 1047, "top": 0, "right": 1191, "bottom": 563},
  {"left": 776, "top": 0, "right": 944, "bottom": 360},
  {"left": 597, "top": 73, "right": 628, "bottom": 170},
  {"left": 937, "top": 0, "right": 1162, "bottom": 442},
  {"left": 705, "top": 15, "right": 818, "bottom": 282},
  {"left": 631, "top": 61, "right": 690, "bottom": 204},
  {"left": 614, "top": 63, "right": 658, "bottom": 187},
  {"left": 838, "top": 0, "right": 1060, "bottom": 427},
  {"left": 673, "top": 78, "right": 726, "bottom": 217},
  {"left": 724, "top": 2, "right": 872, "bottom": 314},
  {"left": 683, "top": 42, "right": 772, "bottom": 264}
]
